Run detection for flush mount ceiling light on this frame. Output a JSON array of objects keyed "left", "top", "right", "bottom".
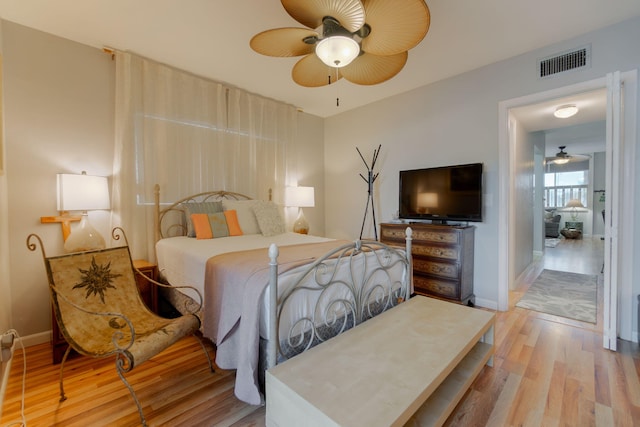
[
  {"left": 554, "top": 104, "right": 579, "bottom": 119},
  {"left": 249, "top": 0, "right": 430, "bottom": 87}
]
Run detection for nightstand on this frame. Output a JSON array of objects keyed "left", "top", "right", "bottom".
[{"left": 133, "top": 259, "right": 159, "bottom": 314}]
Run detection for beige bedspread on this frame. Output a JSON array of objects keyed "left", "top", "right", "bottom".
[{"left": 203, "top": 240, "right": 349, "bottom": 405}]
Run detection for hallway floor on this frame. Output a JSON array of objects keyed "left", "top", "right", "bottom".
[{"left": 513, "top": 235, "right": 605, "bottom": 333}]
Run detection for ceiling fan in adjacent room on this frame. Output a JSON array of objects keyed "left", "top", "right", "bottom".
[
  {"left": 249, "top": 0, "right": 430, "bottom": 87},
  {"left": 547, "top": 146, "right": 591, "bottom": 165}
]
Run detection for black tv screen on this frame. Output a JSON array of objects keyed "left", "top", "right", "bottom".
[{"left": 399, "top": 163, "right": 483, "bottom": 223}]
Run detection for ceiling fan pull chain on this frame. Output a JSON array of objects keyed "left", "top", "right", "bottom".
[
  {"left": 335, "top": 68, "right": 340, "bottom": 107},
  {"left": 327, "top": 73, "right": 337, "bottom": 106}
]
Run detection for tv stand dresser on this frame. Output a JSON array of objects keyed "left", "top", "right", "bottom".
[{"left": 380, "top": 222, "right": 475, "bottom": 306}]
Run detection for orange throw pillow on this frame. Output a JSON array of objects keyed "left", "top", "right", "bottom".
[
  {"left": 224, "top": 210, "right": 244, "bottom": 236},
  {"left": 191, "top": 213, "right": 213, "bottom": 239}
]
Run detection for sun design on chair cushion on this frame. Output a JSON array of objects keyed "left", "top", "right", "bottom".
[{"left": 73, "top": 257, "right": 122, "bottom": 303}]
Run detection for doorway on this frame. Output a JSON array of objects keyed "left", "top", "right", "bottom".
[
  {"left": 512, "top": 91, "right": 606, "bottom": 259},
  {"left": 497, "top": 71, "right": 638, "bottom": 346}
]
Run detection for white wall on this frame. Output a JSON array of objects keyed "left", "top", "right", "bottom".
[
  {"left": 3, "top": 21, "right": 115, "bottom": 340},
  {"left": 324, "top": 16, "right": 640, "bottom": 319},
  {"left": 512, "top": 119, "right": 536, "bottom": 285},
  {"left": 533, "top": 136, "right": 546, "bottom": 254},
  {"left": 0, "top": 18, "right": 12, "bottom": 416},
  {"left": 0, "top": 19, "right": 10, "bottom": 336},
  {"left": 295, "top": 112, "right": 325, "bottom": 237}
]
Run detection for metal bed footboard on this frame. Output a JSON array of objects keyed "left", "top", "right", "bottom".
[{"left": 266, "top": 227, "right": 413, "bottom": 370}]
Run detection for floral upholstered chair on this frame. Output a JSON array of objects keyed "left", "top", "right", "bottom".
[{"left": 27, "top": 227, "right": 213, "bottom": 427}]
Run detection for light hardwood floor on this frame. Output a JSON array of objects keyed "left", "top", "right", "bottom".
[{"left": 2, "top": 237, "right": 639, "bottom": 426}]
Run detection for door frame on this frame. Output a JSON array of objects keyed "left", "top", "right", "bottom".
[{"left": 497, "top": 71, "right": 637, "bottom": 344}]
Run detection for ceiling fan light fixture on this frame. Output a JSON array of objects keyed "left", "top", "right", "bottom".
[
  {"left": 315, "top": 35, "right": 360, "bottom": 68},
  {"left": 554, "top": 104, "right": 579, "bottom": 119},
  {"left": 552, "top": 158, "right": 570, "bottom": 165}
]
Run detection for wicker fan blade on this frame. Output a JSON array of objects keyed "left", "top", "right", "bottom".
[
  {"left": 281, "top": 0, "right": 365, "bottom": 33},
  {"left": 361, "top": 0, "right": 430, "bottom": 56},
  {"left": 292, "top": 54, "right": 343, "bottom": 87},
  {"left": 250, "top": 28, "right": 318, "bottom": 57},
  {"left": 341, "top": 51, "right": 407, "bottom": 85}
]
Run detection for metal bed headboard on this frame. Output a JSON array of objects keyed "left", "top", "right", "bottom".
[{"left": 153, "top": 184, "right": 272, "bottom": 242}]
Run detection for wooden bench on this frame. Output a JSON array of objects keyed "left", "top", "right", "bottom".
[{"left": 266, "top": 295, "right": 495, "bottom": 427}]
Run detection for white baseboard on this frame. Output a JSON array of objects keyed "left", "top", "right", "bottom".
[
  {"left": 19, "top": 331, "right": 50, "bottom": 347},
  {"left": 475, "top": 297, "right": 498, "bottom": 311}
]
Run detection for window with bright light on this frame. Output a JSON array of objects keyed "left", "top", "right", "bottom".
[{"left": 544, "top": 169, "right": 588, "bottom": 209}]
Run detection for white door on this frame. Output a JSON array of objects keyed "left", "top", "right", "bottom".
[{"left": 602, "top": 71, "right": 621, "bottom": 351}]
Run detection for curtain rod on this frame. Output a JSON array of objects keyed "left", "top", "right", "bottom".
[{"left": 101, "top": 46, "right": 302, "bottom": 112}]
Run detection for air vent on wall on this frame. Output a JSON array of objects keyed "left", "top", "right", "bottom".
[{"left": 538, "top": 45, "right": 590, "bottom": 78}]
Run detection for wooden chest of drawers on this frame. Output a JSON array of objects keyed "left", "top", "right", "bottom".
[{"left": 380, "top": 223, "right": 476, "bottom": 305}]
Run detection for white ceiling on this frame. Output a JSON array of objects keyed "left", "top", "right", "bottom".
[
  {"left": 510, "top": 88, "right": 608, "bottom": 157},
  {"left": 1, "top": 0, "right": 639, "bottom": 119}
]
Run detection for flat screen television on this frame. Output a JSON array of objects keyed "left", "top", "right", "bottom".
[{"left": 399, "top": 163, "right": 483, "bottom": 223}]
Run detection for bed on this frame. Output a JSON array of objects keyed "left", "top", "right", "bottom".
[{"left": 153, "top": 185, "right": 413, "bottom": 405}]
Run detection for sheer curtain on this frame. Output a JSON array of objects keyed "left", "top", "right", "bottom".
[{"left": 113, "top": 52, "right": 298, "bottom": 260}]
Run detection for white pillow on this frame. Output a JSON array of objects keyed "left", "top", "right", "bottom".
[
  {"left": 252, "top": 200, "right": 285, "bottom": 237},
  {"left": 222, "top": 199, "right": 261, "bottom": 235}
]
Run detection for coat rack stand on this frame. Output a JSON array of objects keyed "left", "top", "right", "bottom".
[{"left": 357, "top": 145, "right": 381, "bottom": 240}]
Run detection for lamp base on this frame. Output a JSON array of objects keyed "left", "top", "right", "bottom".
[
  {"left": 64, "top": 214, "right": 106, "bottom": 253},
  {"left": 293, "top": 209, "right": 309, "bottom": 235}
]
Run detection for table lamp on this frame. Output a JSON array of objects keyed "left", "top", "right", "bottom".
[
  {"left": 284, "top": 186, "right": 315, "bottom": 234},
  {"left": 565, "top": 199, "right": 585, "bottom": 221},
  {"left": 57, "top": 171, "right": 111, "bottom": 252}
]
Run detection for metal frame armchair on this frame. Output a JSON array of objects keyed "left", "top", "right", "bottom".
[{"left": 27, "top": 227, "right": 213, "bottom": 427}]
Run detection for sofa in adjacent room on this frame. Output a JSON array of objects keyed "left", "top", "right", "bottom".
[{"left": 545, "top": 213, "right": 562, "bottom": 238}]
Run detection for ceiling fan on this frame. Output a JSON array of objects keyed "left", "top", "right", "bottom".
[
  {"left": 547, "top": 146, "right": 591, "bottom": 165},
  {"left": 249, "top": 0, "right": 430, "bottom": 87}
]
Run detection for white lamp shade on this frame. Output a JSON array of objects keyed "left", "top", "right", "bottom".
[
  {"left": 315, "top": 36, "right": 360, "bottom": 68},
  {"left": 285, "top": 186, "right": 315, "bottom": 208},
  {"left": 57, "top": 173, "right": 110, "bottom": 211},
  {"left": 565, "top": 199, "right": 585, "bottom": 208}
]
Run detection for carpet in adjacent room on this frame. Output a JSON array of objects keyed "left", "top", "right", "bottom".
[{"left": 516, "top": 269, "right": 597, "bottom": 323}]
